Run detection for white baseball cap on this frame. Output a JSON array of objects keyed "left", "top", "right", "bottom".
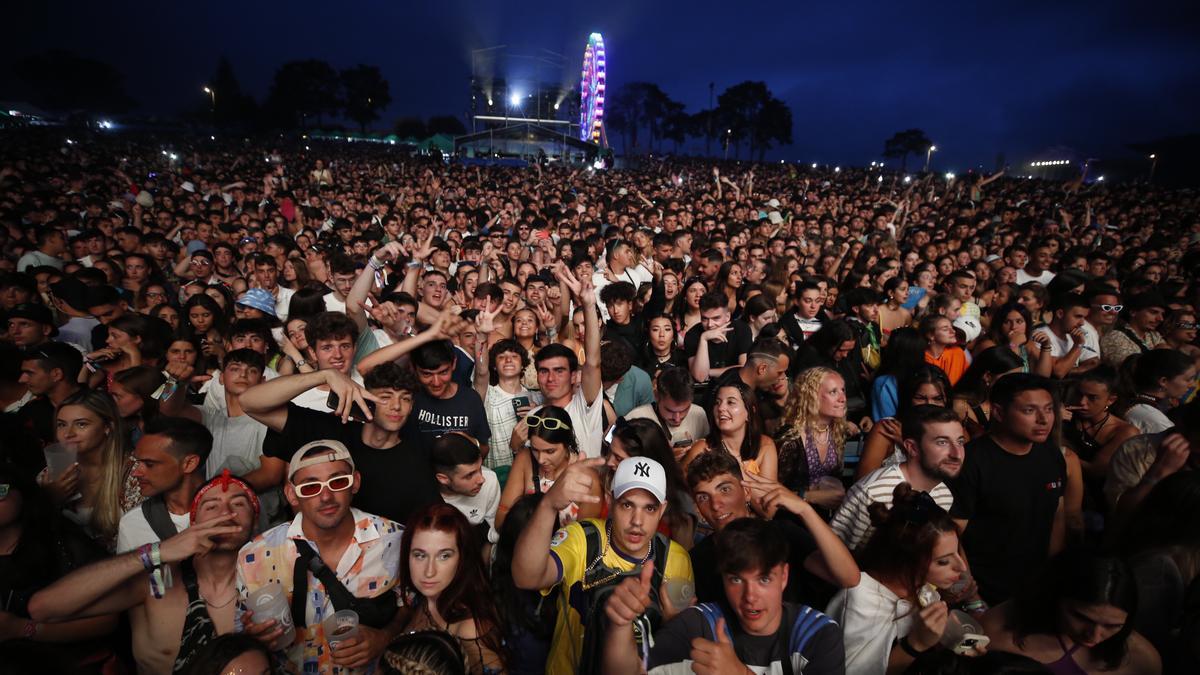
[
  {"left": 611, "top": 457, "right": 667, "bottom": 504},
  {"left": 288, "top": 440, "right": 356, "bottom": 481},
  {"left": 953, "top": 315, "right": 982, "bottom": 343}
]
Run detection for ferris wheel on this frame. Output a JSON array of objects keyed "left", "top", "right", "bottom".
[{"left": 579, "top": 32, "right": 606, "bottom": 145}]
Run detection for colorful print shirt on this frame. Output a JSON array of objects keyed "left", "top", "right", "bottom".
[{"left": 235, "top": 508, "right": 404, "bottom": 674}]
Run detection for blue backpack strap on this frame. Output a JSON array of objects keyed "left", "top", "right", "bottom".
[
  {"left": 693, "top": 603, "right": 734, "bottom": 643},
  {"left": 789, "top": 605, "right": 835, "bottom": 654}
]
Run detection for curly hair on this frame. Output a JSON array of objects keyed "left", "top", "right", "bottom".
[{"left": 776, "top": 367, "right": 850, "bottom": 483}]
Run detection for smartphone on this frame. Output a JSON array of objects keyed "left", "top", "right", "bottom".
[
  {"left": 511, "top": 396, "right": 531, "bottom": 413},
  {"left": 672, "top": 439, "right": 693, "bottom": 450},
  {"left": 326, "top": 392, "right": 374, "bottom": 421},
  {"left": 953, "top": 634, "right": 990, "bottom": 655}
]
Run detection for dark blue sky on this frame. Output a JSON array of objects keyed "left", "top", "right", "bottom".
[{"left": 4, "top": 0, "right": 1198, "bottom": 169}]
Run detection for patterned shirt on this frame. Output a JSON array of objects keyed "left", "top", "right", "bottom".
[
  {"left": 830, "top": 463, "right": 955, "bottom": 551},
  {"left": 235, "top": 508, "right": 404, "bottom": 674}
]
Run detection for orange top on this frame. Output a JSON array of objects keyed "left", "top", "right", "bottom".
[{"left": 926, "top": 346, "right": 969, "bottom": 385}]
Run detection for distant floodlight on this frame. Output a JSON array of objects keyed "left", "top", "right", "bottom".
[
  {"left": 168, "top": 153, "right": 178, "bottom": 161},
  {"left": 903, "top": 175, "right": 912, "bottom": 183},
  {"left": 1149, "top": 154, "right": 1156, "bottom": 159},
  {"left": 487, "top": 99, "right": 494, "bottom": 106},
  {"left": 210, "top": 135, "right": 215, "bottom": 140},
  {"left": 509, "top": 92, "right": 521, "bottom": 106},
  {"left": 945, "top": 172, "right": 955, "bottom": 180},
  {"left": 877, "top": 176, "right": 883, "bottom": 182},
  {"left": 65, "top": 138, "right": 75, "bottom": 145},
  {"left": 811, "top": 163, "right": 817, "bottom": 169},
  {"left": 554, "top": 102, "right": 560, "bottom": 110},
  {"left": 930, "top": 145, "right": 937, "bottom": 152},
  {"left": 834, "top": 166, "right": 841, "bottom": 173},
  {"left": 1098, "top": 176, "right": 1105, "bottom": 181}
]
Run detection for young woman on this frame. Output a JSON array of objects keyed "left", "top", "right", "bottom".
[
  {"left": 982, "top": 550, "right": 1161, "bottom": 674},
  {"left": 474, "top": 339, "right": 543, "bottom": 488},
  {"left": 1161, "top": 309, "right": 1200, "bottom": 363},
  {"left": 1120, "top": 350, "right": 1196, "bottom": 434},
  {"left": 149, "top": 303, "right": 180, "bottom": 333},
  {"left": 182, "top": 294, "right": 230, "bottom": 365},
  {"left": 952, "top": 346, "right": 1025, "bottom": 439},
  {"left": 870, "top": 327, "right": 928, "bottom": 422},
  {"left": 743, "top": 293, "right": 778, "bottom": 342},
  {"left": 490, "top": 494, "right": 553, "bottom": 675},
  {"left": 85, "top": 313, "right": 167, "bottom": 389},
  {"left": 111, "top": 366, "right": 166, "bottom": 446},
  {"left": 496, "top": 406, "right": 601, "bottom": 529},
  {"left": 39, "top": 390, "right": 141, "bottom": 550},
  {"left": 857, "top": 365, "right": 953, "bottom": 479},
  {"left": 772, "top": 367, "right": 847, "bottom": 511},
  {"left": 826, "top": 485, "right": 970, "bottom": 674},
  {"left": 510, "top": 307, "right": 542, "bottom": 391},
  {"left": 639, "top": 313, "right": 686, "bottom": 371},
  {"left": 398, "top": 504, "right": 507, "bottom": 675},
  {"left": 556, "top": 306, "right": 588, "bottom": 366},
  {"left": 715, "top": 261, "right": 744, "bottom": 314},
  {"left": 280, "top": 316, "right": 316, "bottom": 374},
  {"left": 659, "top": 270, "right": 681, "bottom": 316},
  {"left": 973, "top": 302, "right": 1053, "bottom": 376},
  {"left": 878, "top": 276, "right": 913, "bottom": 340},
  {"left": 921, "top": 315, "right": 970, "bottom": 386},
  {"left": 1062, "top": 366, "right": 1140, "bottom": 483},
  {"left": 1017, "top": 282, "right": 1053, "bottom": 326},
  {"left": 684, "top": 380, "right": 778, "bottom": 484},
  {"left": 674, "top": 277, "right": 707, "bottom": 340},
  {"left": 135, "top": 282, "right": 172, "bottom": 313}
]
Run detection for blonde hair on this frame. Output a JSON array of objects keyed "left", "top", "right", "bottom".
[
  {"left": 778, "top": 367, "right": 850, "bottom": 449},
  {"left": 56, "top": 390, "right": 133, "bottom": 543}
]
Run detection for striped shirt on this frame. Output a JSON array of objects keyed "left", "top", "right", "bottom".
[{"left": 829, "top": 464, "right": 955, "bottom": 551}]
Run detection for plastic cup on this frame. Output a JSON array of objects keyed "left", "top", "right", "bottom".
[
  {"left": 43, "top": 444, "right": 77, "bottom": 479},
  {"left": 323, "top": 609, "right": 360, "bottom": 650},
  {"left": 663, "top": 578, "right": 695, "bottom": 609},
  {"left": 248, "top": 582, "right": 297, "bottom": 651},
  {"left": 939, "top": 609, "right": 978, "bottom": 649}
]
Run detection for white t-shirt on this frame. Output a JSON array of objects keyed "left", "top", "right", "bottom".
[
  {"left": 1015, "top": 268, "right": 1056, "bottom": 286},
  {"left": 442, "top": 468, "right": 501, "bottom": 544},
  {"left": 323, "top": 292, "right": 346, "bottom": 314},
  {"left": 625, "top": 402, "right": 710, "bottom": 448},
  {"left": 1125, "top": 403, "right": 1173, "bottom": 435},
  {"left": 116, "top": 505, "right": 192, "bottom": 553},
  {"left": 1079, "top": 321, "right": 1102, "bottom": 362},
  {"left": 592, "top": 265, "right": 653, "bottom": 321},
  {"left": 535, "top": 388, "right": 606, "bottom": 459},
  {"left": 1033, "top": 326, "right": 1083, "bottom": 366},
  {"left": 826, "top": 572, "right": 915, "bottom": 675}
]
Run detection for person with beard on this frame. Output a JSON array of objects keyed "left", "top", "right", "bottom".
[
  {"left": 830, "top": 405, "right": 963, "bottom": 552},
  {"left": 30, "top": 472, "right": 259, "bottom": 674},
  {"left": 116, "top": 417, "right": 212, "bottom": 553},
  {"left": 948, "top": 373, "right": 1067, "bottom": 604},
  {"left": 236, "top": 442, "right": 407, "bottom": 673}
]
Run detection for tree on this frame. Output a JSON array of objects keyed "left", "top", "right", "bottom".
[
  {"left": 883, "top": 129, "right": 933, "bottom": 172},
  {"left": 394, "top": 117, "right": 427, "bottom": 139},
  {"left": 13, "top": 50, "right": 135, "bottom": 113},
  {"left": 662, "top": 101, "right": 689, "bottom": 154},
  {"left": 714, "top": 81, "right": 793, "bottom": 161},
  {"left": 607, "top": 84, "right": 641, "bottom": 153},
  {"left": 340, "top": 64, "right": 391, "bottom": 132},
  {"left": 265, "top": 60, "right": 341, "bottom": 129},
  {"left": 426, "top": 115, "right": 466, "bottom": 136},
  {"left": 206, "top": 57, "right": 257, "bottom": 129}
]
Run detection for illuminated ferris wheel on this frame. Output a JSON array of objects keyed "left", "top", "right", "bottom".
[{"left": 579, "top": 32, "right": 606, "bottom": 145}]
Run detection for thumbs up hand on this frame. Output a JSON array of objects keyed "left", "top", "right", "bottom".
[
  {"left": 690, "top": 617, "right": 747, "bottom": 675},
  {"left": 603, "top": 561, "right": 655, "bottom": 628}
]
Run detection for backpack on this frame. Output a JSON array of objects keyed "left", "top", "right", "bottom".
[
  {"left": 693, "top": 602, "right": 834, "bottom": 675},
  {"left": 575, "top": 519, "right": 670, "bottom": 675}
]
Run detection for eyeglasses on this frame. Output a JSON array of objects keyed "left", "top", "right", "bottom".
[
  {"left": 526, "top": 414, "right": 570, "bottom": 431},
  {"left": 1177, "top": 322, "right": 1198, "bottom": 330},
  {"left": 292, "top": 474, "right": 354, "bottom": 498},
  {"left": 1092, "top": 304, "right": 1123, "bottom": 313}
]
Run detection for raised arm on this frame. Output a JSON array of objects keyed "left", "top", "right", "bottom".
[
  {"left": 512, "top": 457, "right": 606, "bottom": 591},
  {"left": 355, "top": 305, "right": 467, "bottom": 376},
  {"left": 579, "top": 276, "right": 602, "bottom": 405},
  {"left": 347, "top": 242, "right": 403, "bottom": 333}
]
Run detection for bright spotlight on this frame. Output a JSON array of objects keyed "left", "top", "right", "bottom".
[
  {"left": 945, "top": 172, "right": 955, "bottom": 180},
  {"left": 811, "top": 163, "right": 817, "bottom": 169},
  {"left": 1097, "top": 176, "right": 1105, "bottom": 182},
  {"left": 834, "top": 166, "right": 841, "bottom": 173},
  {"left": 903, "top": 175, "right": 912, "bottom": 183},
  {"left": 554, "top": 102, "right": 560, "bottom": 110},
  {"left": 877, "top": 176, "right": 883, "bottom": 182},
  {"left": 487, "top": 99, "right": 494, "bottom": 107},
  {"left": 509, "top": 92, "right": 521, "bottom": 107}
]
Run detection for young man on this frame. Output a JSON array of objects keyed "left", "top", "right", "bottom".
[
  {"left": 6, "top": 302, "right": 57, "bottom": 350},
  {"left": 523, "top": 264, "right": 605, "bottom": 458},
  {"left": 16, "top": 341, "right": 82, "bottom": 444},
  {"left": 405, "top": 339, "right": 490, "bottom": 445},
  {"left": 686, "top": 291, "right": 752, "bottom": 399},
  {"left": 592, "top": 239, "right": 652, "bottom": 320},
  {"left": 240, "top": 361, "right": 442, "bottom": 525},
  {"left": 1034, "top": 292, "right": 1098, "bottom": 377},
  {"left": 687, "top": 450, "right": 859, "bottom": 607},
  {"left": 431, "top": 433, "right": 500, "bottom": 549},
  {"left": 736, "top": 337, "right": 793, "bottom": 408},
  {"left": 948, "top": 373, "right": 1067, "bottom": 604},
  {"left": 922, "top": 314, "right": 969, "bottom": 385},
  {"left": 236, "top": 442, "right": 406, "bottom": 673},
  {"left": 250, "top": 254, "right": 294, "bottom": 321},
  {"left": 781, "top": 280, "right": 825, "bottom": 344},
  {"left": 117, "top": 417, "right": 213, "bottom": 553},
  {"left": 625, "top": 365, "right": 709, "bottom": 457},
  {"left": 17, "top": 228, "right": 66, "bottom": 272},
  {"left": 513, "top": 456, "right": 694, "bottom": 675},
  {"left": 322, "top": 253, "right": 359, "bottom": 314},
  {"left": 599, "top": 280, "right": 645, "bottom": 351},
  {"left": 31, "top": 472, "right": 258, "bottom": 674},
  {"left": 1082, "top": 282, "right": 1121, "bottom": 347},
  {"left": 472, "top": 337, "right": 542, "bottom": 485},
  {"left": 1014, "top": 240, "right": 1056, "bottom": 286},
  {"left": 944, "top": 270, "right": 981, "bottom": 319},
  {"left": 830, "top": 405, "right": 962, "bottom": 551},
  {"left": 602, "top": 517, "right": 846, "bottom": 675},
  {"left": 48, "top": 277, "right": 100, "bottom": 352}
]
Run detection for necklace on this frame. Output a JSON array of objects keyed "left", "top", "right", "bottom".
[
  {"left": 580, "top": 521, "right": 653, "bottom": 591},
  {"left": 200, "top": 588, "right": 236, "bottom": 608}
]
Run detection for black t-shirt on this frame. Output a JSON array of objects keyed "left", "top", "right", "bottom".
[
  {"left": 604, "top": 317, "right": 646, "bottom": 354},
  {"left": 683, "top": 320, "right": 753, "bottom": 373},
  {"left": 948, "top": 435, "right": 1066, "bottom": 604},
  {"left": 403, "top": 383, "right": 491, "bottom": 446},
  {"left": 267, "top": 404, "right": 443, "bottom": 524},
  {"left": 691, "top": 515, "right": 825, "bottom": 608},
  {"left": 648, "top": 602, "right": 845, "bottom": 675}
]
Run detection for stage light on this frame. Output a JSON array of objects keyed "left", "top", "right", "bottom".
[
  {"left": 554, "top": 102, "right": 560, "bottom": 110},
  {"left": 98, "top": 120, "right": 113, "bottom": 130},
  {"left": 834, "top": 166, "right": 841, "bottom": 173},
  {"left": 811, "top": 163, "right": 817, "bottom": 169},
  {"left": 1149, "top": 154, "right": 1156, "bottom": 159},
  {"left": 510, "top": 92, "right": 521, "bottom": 106},
  {"left": 487, "top": 99, "right": 494, "bottom": 106},
  {"left": 877, "top": 176, "right": 883, "bottom": 182},
  {"left": 945, "top": 172, "right": 955, "bottom": 180},
  {"left": 1098, "top": 176, "right": 1105, "bottom": 181},
  {"left": 903, "top": 176, "right": 912, "bottom": 183},
  {"left": 65, "top": 138, "right": 74, "bottom": 145}
]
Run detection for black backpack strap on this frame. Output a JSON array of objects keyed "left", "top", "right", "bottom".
[
  {"left": 290, "top": 539, "right": 398, "bottom": 629},
  {"left": 141, "top": 496, "right": 179, "bottom": 542},
  {"left": 581, "top": 519, "right": 602, "bottom": 563}
]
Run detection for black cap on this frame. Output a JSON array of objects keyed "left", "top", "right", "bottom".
[
  {"left": 50, "top": 277, "right": 90, "bottom": 312},
  {"left": 23, "top": 340, "right": 83, "bottom": 377},
  {"left": 1126, "top": 291, "right": 1167, "bottom": 312},
  {"left": 7, "top": 303, "right": 58, "bottom": 336}
]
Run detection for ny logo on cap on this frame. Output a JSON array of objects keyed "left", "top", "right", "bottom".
[{"left": 634, "top": 462, "right": 651, "bottom": 478}]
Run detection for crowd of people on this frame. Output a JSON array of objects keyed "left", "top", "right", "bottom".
[{"left": 1, "top": 128, "right": 1199, "bottom": 674}]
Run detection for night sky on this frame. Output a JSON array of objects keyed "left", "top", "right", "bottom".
[{"left": 4, "top": 0, "right": 1198, "bottom": 170}]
